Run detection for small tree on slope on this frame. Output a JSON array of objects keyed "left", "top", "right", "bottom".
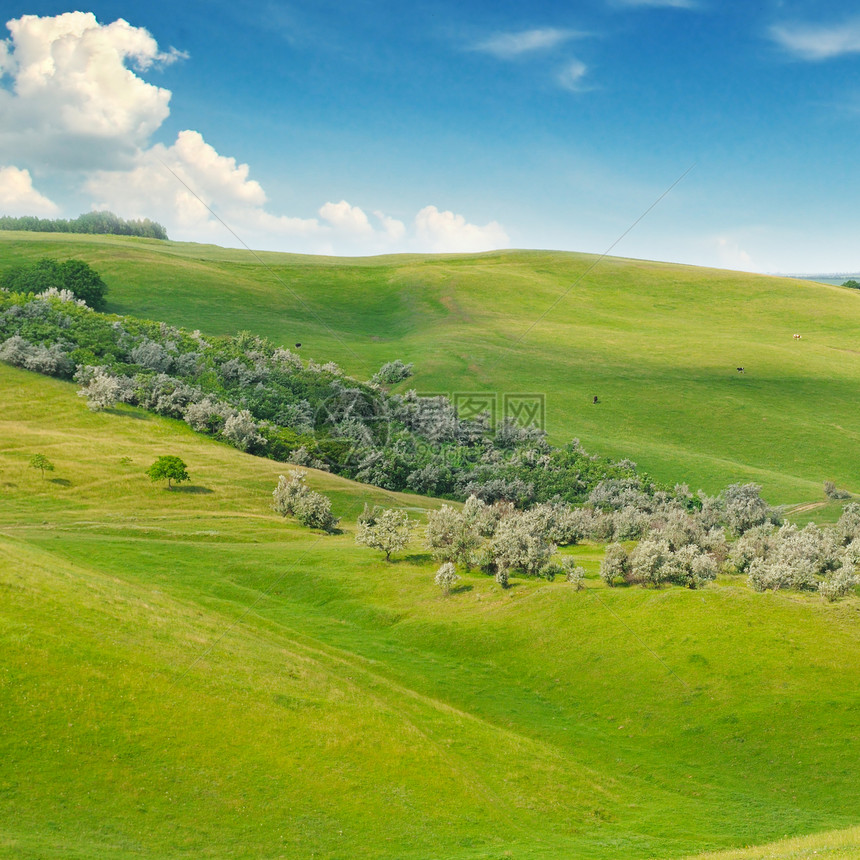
[{"left": 146, "top": 455, "right": 190, "bottom": 489}]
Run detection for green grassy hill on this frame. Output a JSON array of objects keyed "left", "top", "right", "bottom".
[
  {"left": 3, "top": 231, "right": 859, "bottom": 504},
  {"left": 1, "top": 363, "right": 859, "bottom": 859}
]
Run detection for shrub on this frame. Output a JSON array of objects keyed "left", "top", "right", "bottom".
[
  {"left": 721, "top": 483, "right": 781, "bottom": 535},
  {"left": 222, "top": 409, "right": 266, "bottom": 452},
  {"left": 434, "top": 561, "right": 459, "bottom": 595},
  {"left": 129, "top": 338, "right": 173, "bottom": 372},
  {"left": 294, "top": 490, "right": 339, "bottom": 532},
  {"left": 491, "top": 509, "right": 555, "bottom": 576},
  {"left": 824, "top": 481, "right": 851, "bottom": 500},
  {"left": 819, "top": 563, "right": 859, "bottom": 602},
  {"left": 371, "top": 359, "right": 414, "bottom": 387},
  {"left": 629, "top": 537, "right": 677, "bottom": 587},
  {"left": 272, "top": 470, "right": 309, "bottom": 517},
  {"left": 599, "top": 542, "right": 629, "bottom": 587},
  {"left": 673, "top": 544, "right": 718, "bottom": 589},
  {"left": 76, "top": 366, "right": 121, "bottom": 411},
  {"left": 539, "top": 559, "right": 564, "bottom": 581},
  {"left": 562, "top": 558, "right": 586, "bottom": 590},
  {"left": 355, "top": 505, "right": 414, "bottom": 561},
  {"left": 836, "top": 503, "right": 860, "bottom": 544},
  {"left": 184, "top": 397, "right": 234, "bottom": 434},
  {"left": 426, "top": 504, "right": 482, "bottom": 568},
  {"left": 728, "top": 524, "right": 777, "bottom": 573}
]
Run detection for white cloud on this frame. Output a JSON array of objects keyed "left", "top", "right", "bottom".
[
  {"left": 86, "top": 129, "right": 320, "bottom": 242},
  {"left": 769, "top": 19, "right": 860, "bottom": 61},
  {"left": 558, "top": 59, "right": 589, "bottom": 92},
  {"left": 87, "top": 130, "right": 499, "bottom": 255},
  {"left": 373, "top": 210, "right": 407, "bottom": 242},
  {"left": 414, "top": 205, "right": 509, "bottom": 253},
  {"left": 0, "top": 165, "right": 59, "bottom": 215},
  {"left": 0, "top": 12, "right": 182, "bottom": 169},
  {"left": 715, "top": 236, "right": 755, "bottom": 272},
  {"left": 0, "top": 12, "right": 509, "bottom": 257},
  {"left": 613, "top": 0, "right": 698, "bottom": 8},
  {"left": 473, "top": 28, "right": 582, "bottom": 59},
  {"left": 319, "top": 200, "right": 374, "bottom": 236}
]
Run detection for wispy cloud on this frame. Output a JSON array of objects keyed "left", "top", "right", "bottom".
[
  {"left": 770, "top": 18, "right": 860, "bottom": 61},
  {"left": 473, "top": 27, "right": 583, "bottom": 59},
  {"left": 612, "top": 0, "right": 699, "bottom": 8},
  {"left": 557, "top": 59, "right": 589, "bottom": 92}
]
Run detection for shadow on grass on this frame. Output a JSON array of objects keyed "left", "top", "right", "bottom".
[
  {"left": 104, "top": 406, "right": 150, "bottom": 420},
  {"left": 449, "top": 583, "right": 473, "bottom": 595},
  {"left": 404, "top": 552, "right": 434, "bottom": 564},
  {"left": 172, "top": 485, "right": 214, "bottom": 494},
  {"left": 49, "top": 478, "right": 71, "bottom": 486}
]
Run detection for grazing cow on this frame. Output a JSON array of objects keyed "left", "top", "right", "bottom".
[
  {"left": 793, "top": 333, "right": 801, "bottom": 340},
  {"left": 736, "top": 367, "right": 745, "bottom": 373}
]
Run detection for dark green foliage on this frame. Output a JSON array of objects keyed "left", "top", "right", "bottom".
[
  {"left": 0, "top": 258, "right": 107, "bottom": 310},
  {"left": 0, "top": 210, "right": 168, "bottom": 239},
  {"left": 842, "top": 279, "right": 860, "bottom": 290},
  {"left": 0, "top": 289, "right": 666, "bottom": 506},
  {"left": 146, "top": 455, "right": 190, "bottom": 489}
]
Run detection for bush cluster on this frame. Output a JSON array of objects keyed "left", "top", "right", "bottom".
[
  {"left": 0, "top": 290, "right": 660, "bottom": 507},
  {"left": 272, "top": 470, "right": 339, "bottom": 532},
  {"left": 1, "top": 259, "right": 108, "bottom": 309},
  {"left": 730, "top": 505, "right": 860, "bottom": 599}
]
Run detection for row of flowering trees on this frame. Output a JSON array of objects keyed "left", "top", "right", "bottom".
[{"left": 272, "top": 470, "right": 859, "bottom": 601}]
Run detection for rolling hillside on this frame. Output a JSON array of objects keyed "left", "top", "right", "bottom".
[
  {"left": 1, "top": 363, "right": 859, "bottom": 859},
  {"left": 3, "top": 231, "right": 860, "bottom": 503}
]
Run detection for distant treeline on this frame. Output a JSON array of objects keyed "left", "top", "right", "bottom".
[{"left": 0, "top": 211, "right": 168, "bottom": 240}]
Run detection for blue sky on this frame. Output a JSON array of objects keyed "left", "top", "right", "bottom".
[{"left": 1, "top": 1, "right": 859, "bottom": 271}]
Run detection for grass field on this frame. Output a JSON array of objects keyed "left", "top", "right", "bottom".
[
  {"left": 3, "top": 231, "right": 860, "bottom": 505},
  {"left": 1, "top": 363, "right": 858, "bottom": 859}
]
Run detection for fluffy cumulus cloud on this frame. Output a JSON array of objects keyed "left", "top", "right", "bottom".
[
  {"left": 769, "top": 19, "right": 860, "bottom": 61},
  {"left": 86, "top": 129, "right": 322, "bottom": 244},
  {"left": 0, "top": 166, "right": 59, "bottom": 215},
  {"left": 88, "top": 131, "right": 502, "bottom": 254},
  {"left": 0, "top": 12, "right": 509, "bottom": 256},
  {"left": 0, "top": 12, "right": 182, "bottom": 169},
  {"left": 414, "top": 206, "right": 509, "bottom": 253}
]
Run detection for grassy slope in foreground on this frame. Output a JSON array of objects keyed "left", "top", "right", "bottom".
[
  {"left": 1, "top": 362, "right": 859, "bottom": 859},
  {"left": 4, "top": 231, "right": 860, "bottom": 503},
  {"left": 684, "top": 825, "right": 860, "bottom": 860}
]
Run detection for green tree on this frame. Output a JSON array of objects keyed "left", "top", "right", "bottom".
[
  {"left": 0, "top": 257, "right": 108, "bottom": 309},
  {"left": 146, "top": 455, "right": 190, "bottom": 489},
  {"left": 29, "top": 453, "right": 55, "bottom": 479},
  {"left": 842, "top": 279, "right": 860, "bottom": 290},
  {"left": 58, "top": 259, "right": 108, "bottom": 309}
]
